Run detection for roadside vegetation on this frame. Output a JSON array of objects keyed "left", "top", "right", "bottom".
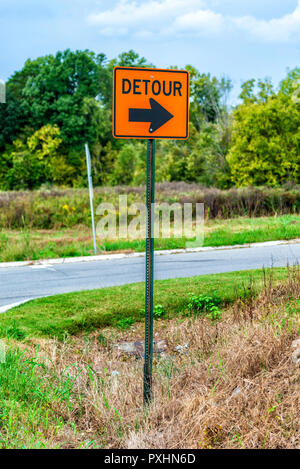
[
  {"left": 0, "top": 50, "right": 299, "bottom": 190},
  {"left": 0, "top": 266, "right": 299, "bottom": 448},
  {"left": 0, "top": 183, "right": 299, "bottom": 262},
  {"left": 0, "top": 268, "right": 292, "bottom": 339},
  {"left": 0, "top": 47, "right": 299, "bottom": 450},
  {"left": 0, "top": 214, "right": 299, "bottom": 262},
  {"left": 1, "top": 184, "right": 300, "bottom": 230}
]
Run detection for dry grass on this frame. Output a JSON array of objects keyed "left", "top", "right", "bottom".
[
  {"left": 1, "top": 184, "right": 299, "bottom": 230},
  {"left": 10, "top": 267, "right": 298, "bottom": 449}
]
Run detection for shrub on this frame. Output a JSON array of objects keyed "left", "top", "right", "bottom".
[
  {"left": 0, "top": 184, "right": 299, "bottom": 230},
  {"left": 153, "top": 304, "right": 165, "bottom": 319},
  {"left": 187, "top": 293, "right": 222, "bottom": 322}
]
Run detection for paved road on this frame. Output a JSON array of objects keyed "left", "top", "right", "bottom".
[{"left": 0, "top": 243, "right": 299, "bottom": 310}]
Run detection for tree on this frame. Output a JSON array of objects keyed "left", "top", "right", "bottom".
[
  {"left": 187, "top": 65, "right": 232, "bottom": 130},
  {"left": 196, "top": 120, "right": 232, "bottom": 188},
  {"left": 0, "top": 87, "right": 25, "bottom": 151},
  {"left": 228, "top": 73, "right": 300, "bottom": 187},
  {"left": 155, "top": 123, "right": 203, "bottom": 182},
  {"left": 0, "top": 124, "right": 79, "bottom": 190},
  {"left": 20, "top": 49, "right": 107, "bottom": 147}
]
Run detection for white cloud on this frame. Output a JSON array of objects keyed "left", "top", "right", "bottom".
[
  {"left": 87, "top": 0, "right": 205, "bottom": 33},
  {"left": 87, "top": 0, "right": 209, "bottom": 36},
  {"left": 233, "top": 1, "right": 300, "bottom": 42},
  {"left": 87, "top": 0, "right": 300, "bottom": 42},
  {"left": 172, "top": 9, "right": 224, "bottom": 36}
]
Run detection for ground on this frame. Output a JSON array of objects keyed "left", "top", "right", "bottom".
[{"left": 0, "top": 266, "right": 299, "bottom": 449}]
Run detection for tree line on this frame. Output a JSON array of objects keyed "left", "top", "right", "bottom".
[{"left": 0, "top": 49, "right": 299, "bottom": 190}]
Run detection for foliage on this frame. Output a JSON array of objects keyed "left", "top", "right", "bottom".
[
  {"left": 0, "top": 88, "right": 25, "bottom": 151},
  {"left": 116, "top": 317, "right": 134, "bottom": 330},
  {"left": 187, "top": 65, "right": 232, "bottom": 128},
  {"left": 187, "top": 293, "right": 222, "bottom": 322},
  {"left": 153, "top": 304, "right": 165, "bottom": 319},
  {"left": 0, "top": 213, "right": 299, "bottom": 262},
  {"left": 0, "top": 269, "right": 298, "bottom": 448},
  {"left": 228, "top": 70, "right": 300, "bottom": 187},
  {"left": 0, "top": 49, "right": 299, "bottom": 189},
  {"left": 140, "top": 304, "right": 166, "bottom": 319},
  {"left": 0, "top": 49, "right": 234, "bottom": 189},
  {"left": 0, "top": 184, "right": 299, "bottom": 232},
  {"left": 0, "top": 125, "right": 79, "bottom": 189},
  {"left": 0, "top": 347, "right": 77, "bottom": 448}
]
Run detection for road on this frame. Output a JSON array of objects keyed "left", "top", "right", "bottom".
[{"left": 0, "top": 242, "right": 299, "bottom": 311}]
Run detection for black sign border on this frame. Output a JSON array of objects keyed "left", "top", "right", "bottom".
[{"left": 113, "top": 67, "right": 189, "bottom": 139}]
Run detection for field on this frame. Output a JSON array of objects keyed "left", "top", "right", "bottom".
[
  {"left": 0, "top": 182, "right": 300, "bottom": 262},
  {"left": 0, "top": 214, "right": 299, "bottom": 262},
  {"left": 0, "top": 183, "right": 299, "bottom": 449},
  {"left": 1, "top": 184, "right": 300, "bottom": 230},
  {"left": 0, "top": 183, "right": 299, "bottom": 262},
  {"left": 0, "top": 266, "right": 299, "bottom": 449}
]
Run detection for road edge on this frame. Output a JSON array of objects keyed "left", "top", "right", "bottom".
[{"left": 0, "top": 238, "right": 299, "bottom": 269}]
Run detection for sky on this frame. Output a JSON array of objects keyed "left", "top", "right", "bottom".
[{"left": 0, "top": 0, "right": 299, "bottom": 103}]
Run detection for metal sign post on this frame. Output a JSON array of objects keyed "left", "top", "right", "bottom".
[
  {"left": 144, "top": 139, "right": 155, "bottom": 405},
  {"left": 112, "top": 66, "right": 189, "bottom": 405},
  {"left": 85, "top": 143, "right": 97, "bottom": 255}
]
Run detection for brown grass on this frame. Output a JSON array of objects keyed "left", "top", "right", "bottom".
[
  {"left": 14, "top": 268, "right": 300, "bottom": 449},
  {"left": 1, "top": 184, "right": 299, "bottom": 229}
]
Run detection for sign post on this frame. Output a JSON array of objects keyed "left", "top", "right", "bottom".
[
  {"left": 113, "top": 67, "right": 189, "bottom": 404},
  {"left": 85, "top": 143, "right": 97, "bottom": 255},
  {"left": 144, "top": 138, "right": 155, "bottom": 404}
]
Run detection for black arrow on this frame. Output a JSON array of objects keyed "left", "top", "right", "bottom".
[{"left": 129, "top": 98, "right": 174, "bottom": 133}]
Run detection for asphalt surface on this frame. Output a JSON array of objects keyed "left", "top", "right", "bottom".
[{"left": 0, "top": 242, "right": 299, "bottom": 311}]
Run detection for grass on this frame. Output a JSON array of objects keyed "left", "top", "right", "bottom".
[
  {"left": 1, "top": 184, "right": 300, "bottom": 231},
  {"left": 0, "top": 214, "right": 299, "bottom": 262},
  {"left": 0, "top": 266, "right": 299, "bottom": 449},
  {"left": 0, "top": 347, "right": 73, "bottom": 449},
  {"left": 0, "top": 267, "right": 292, "bottom": 340}
]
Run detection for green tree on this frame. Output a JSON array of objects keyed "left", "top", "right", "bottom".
[
  {"left": 187, "top": 65, "right": 232, "bottom": 130},
  {"left": 27, "top": 124, "right": 78, "bottom": 185},
  {"left": 0, "top": 87, "right": 25, "bottom": 151},
  {"left": 155, "top": 123, "right": 203, "bottom": 182},
  {"left": 196, "top": 120, "right": 232, "bottom": 188},
  {"left": 0, "top": 138, "right": 46, "bottom": 190},
  {"left": 20, "top": 49, "right": 107, "bottom": 147},
  {"left": 0, "top": 124, "right": 79, "bottom": 189},
  {"left": 228, "top": 73, "right": 300, "bottom": 187}
]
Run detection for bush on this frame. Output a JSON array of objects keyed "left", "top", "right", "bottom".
[
  {"left": 0, "top": 183, "right": 299, "bottom": 230},
  {"left": 187, "top": 293, "right": 222, "bottom": 322},
  {"left": 227, "top": 72, "right": 300, "bottom": 187}
]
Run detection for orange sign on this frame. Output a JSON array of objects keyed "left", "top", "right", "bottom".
[{"left": 113, "top": 67, "right": 189, "bottom": 139}]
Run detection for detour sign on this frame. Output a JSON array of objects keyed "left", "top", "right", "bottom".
[{"left": 113, "top": 67, "right": 189, "bottom": 139}]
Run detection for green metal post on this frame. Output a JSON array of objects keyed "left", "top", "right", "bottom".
[{"left": 144, "top": 139, "right": 155, "bottom": 405}]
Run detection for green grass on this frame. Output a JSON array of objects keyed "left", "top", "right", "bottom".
[
  {"left": 0, "top": 347, "right": 75, "bottom": 448},
  {"left": 0, "top": 266, "right": 298, "bottom": 449},
  {"left": 0, "top": 214, "right": 299, "bottom": 263},
  {"left": 0, "top": 267, "right": 290, "bottom": 340},
  {"left": 203, "top": 215, "right": 300, "bottom": 246}
]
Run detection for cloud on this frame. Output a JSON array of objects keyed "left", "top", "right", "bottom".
[
  {"left": 233, "top": 1, "right": 300, "bottom": 42},
  {"left": 86, "top": 0, "right": 300, "bottom": 42},
  {"left": 87, "top": 0, "right": 208, "bottom": 36},
  {"left": 172, "top": 9, "right": 224, "bottom": 36}
]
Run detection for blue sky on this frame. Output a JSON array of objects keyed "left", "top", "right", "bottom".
[{"left": 0, "top": 0, "right": 299, "bottom": 102}]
